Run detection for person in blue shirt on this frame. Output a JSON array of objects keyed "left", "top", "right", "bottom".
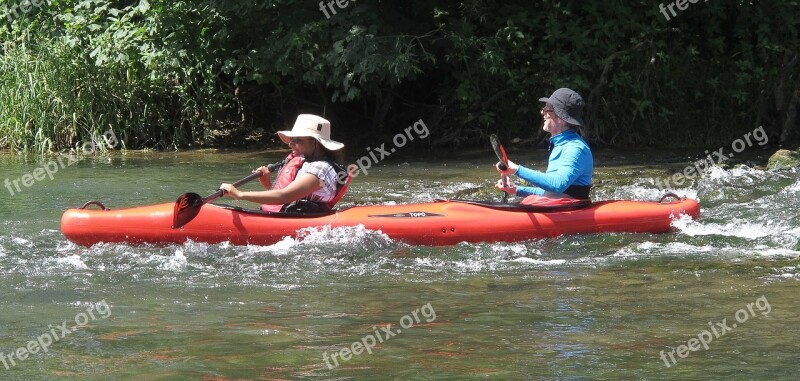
[{"left": 495, "top": 88, "right": 593, "bottom": 200}]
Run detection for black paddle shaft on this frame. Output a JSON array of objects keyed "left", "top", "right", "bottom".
[
  {"left": 203, "top": 159, "right": 285, "bottom": 203},
  {"left": 205, "top": 171, "right": 263, "bottom": 203},
  {"left": 172, "top": 159, "right": 285, "bottom": 229}
]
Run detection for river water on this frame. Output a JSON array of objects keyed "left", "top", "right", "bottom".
[{"left": 0, "top": 148, "right": 798, "bottom": 380}]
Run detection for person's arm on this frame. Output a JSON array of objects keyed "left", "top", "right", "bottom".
[
  {"left": 515, "top": 184, "right": 545, "bottom": 197},
  {"left": 220, "top": 173, "right": 321, "bottom": 204},
  {"left": 496, "top": 160, "right": 545, "bottom": 196},
  {"left": 514, "top": 146, "right": 587, "bottom": 193},
  {"left": 255, "top": 166, "right": 272, "bottom": 189}
]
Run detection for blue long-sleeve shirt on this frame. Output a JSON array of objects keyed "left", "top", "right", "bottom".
[{"left": 514, "top": 129, "right": 593, "bottom": 197}]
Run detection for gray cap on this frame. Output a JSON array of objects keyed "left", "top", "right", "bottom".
[{"left": 539, "top": 88, "right": 585, "bottom": 126}]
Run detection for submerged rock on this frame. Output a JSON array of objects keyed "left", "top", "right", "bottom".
[{"left": 767, "top": 149, "right": 800, "bottom": 170}]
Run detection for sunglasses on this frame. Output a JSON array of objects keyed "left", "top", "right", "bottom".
[{"left": 541, "top": 107, "right": 555, "bottom": 113}]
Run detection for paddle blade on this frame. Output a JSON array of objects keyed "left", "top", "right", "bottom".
[
  {"left": 490, "top": 134, "right": 508, "bottom": 170},
  {"left": 172, "top": 192, "right": 203, "bottom": 229},
  {"left": 490, "top": 134, "right": 510, "bottom": 203}
]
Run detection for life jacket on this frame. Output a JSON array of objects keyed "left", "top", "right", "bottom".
[
  {"left": 563, "top": 184, "right": 592, "bottom": 200},
  {"left": 260, "top": 153, "right": 303, "bottom": 212},
  {"left": 260, "top": 154, "right": 350, "bottom": 213},
  {"left": 321, "top": 166, "right": 351, "bottom": 210}
]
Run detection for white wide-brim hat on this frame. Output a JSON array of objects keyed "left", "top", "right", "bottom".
[{"left": 277, "top": 114, "right": 344, "bottom": 151}]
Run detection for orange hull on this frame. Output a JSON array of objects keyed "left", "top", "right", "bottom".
[{"left": 60, "top": 199, "right": 700, "bottom": 247}]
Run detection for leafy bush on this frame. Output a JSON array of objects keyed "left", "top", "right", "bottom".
[{"left": 0, "top": 0, "right": 797, "bottom": 152}]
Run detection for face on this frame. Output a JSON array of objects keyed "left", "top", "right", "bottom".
[
  {"left": 540, "top": 104, "right": 567, "bottom": 136},
  {"left": 288, "top": 136, "right": 317, "bottom": 155}
]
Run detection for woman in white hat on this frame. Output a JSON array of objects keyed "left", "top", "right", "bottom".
[{"left": 220, "top": 114, "right": 348, "bottom": 212}]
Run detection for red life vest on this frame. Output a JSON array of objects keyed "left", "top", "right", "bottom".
[
  {"left": 323, "top": 170, "right": 351, "bottom": 210},
  {"left": 260, "top": 153, "right": 303, "bottom": 212},
  {"left": 260, "top": 154, "right": 350, "bottom": 212}
]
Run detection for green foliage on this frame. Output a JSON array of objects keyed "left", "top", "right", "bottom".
[
  {"left": 0, "top": 0, "right": 798, "bottom": 152},
  {"left": 1, "top": 0, "right": 231, "bottom": 151}
]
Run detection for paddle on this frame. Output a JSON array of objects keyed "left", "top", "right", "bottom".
[
  {"left": 172, "top": 160, "right": 284, "bottom": 229},
  {"left": 490, "top": 134, "right": 510, "bottom": 203}
]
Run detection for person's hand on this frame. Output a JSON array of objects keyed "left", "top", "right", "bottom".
[
  {"left": 254, "top": 166, "right": 270, "bottom": 177},
  {"left": 494, "top": 178, "right": 516, "bottom": 195},
  {"left": 219, "top": 183, "right": 243, "bottom": 199},
  {"left": 496, "top": 160, "right": 518, "bottom": 176}
]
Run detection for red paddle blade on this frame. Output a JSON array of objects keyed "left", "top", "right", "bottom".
[
  {"left": 498, "top": 144, "right": 508, "bottom": 163},
  {"left": 490, "top": 134, "right": 508, "bottom": 170},
  {"left": 172, "top": 192, "right": 203, "bottom": 229}
]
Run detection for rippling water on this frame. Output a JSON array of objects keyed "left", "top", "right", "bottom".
[{"left": 0, "top": 149, "right": 798, "bottom": 380}]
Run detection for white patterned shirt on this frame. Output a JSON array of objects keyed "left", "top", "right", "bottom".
[{"left": 297, "top": 161, "right": 338, "bottom": 203}]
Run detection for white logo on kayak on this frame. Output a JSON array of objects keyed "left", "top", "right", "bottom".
[{"left": 368, "top": 211, "right": 444, "bottom": 218}]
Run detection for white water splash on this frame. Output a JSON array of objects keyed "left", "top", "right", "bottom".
[
  {"left": 751, "top": 247, "right": 800, "bottom": 257},
  {"left": 509, "top": 257, "right": 567, "bottom": 265},
  {"left": 56, "top": 254, "right": 89, "bottom": 270},
  {"left": 245, "top": 236, "right": 298, "bottom": 255},
  {"left": 11, "top": 237, "right": 32, "bottom": 247},
  {"left": 764, "top": 264, "right": 800, "bottom": 281},
  {"left": 705, "top": 165, "right": 770, "bottom": 183},
  {"left": 781, "top": 178, "right": 800, "bottom": 195},
  {"left": 613, "top": 241, "right": 715, "bottom": 258},
  {"left": 454, "top": 258, "right": 499, "bottom": 272},
  {"left": 599, "top": 184, "right": 698, "bottom": 203},
  {"left": 241, "top": 225, "right": 397, "bottom": 256},
  {"left": 297, "top": 224, "right": 395, "bottom": 247},
  {"left": 671, "top": 213, "right": 789, "bottom": 239},
  {"left": 705, "top": 165, "right": 732, "bottom": 181},
  {"left": 159, "top": 248, "right": 188, "bottom": 272},
  {"left": 491, "top": 243, "right": 532, "bottom": 257}
]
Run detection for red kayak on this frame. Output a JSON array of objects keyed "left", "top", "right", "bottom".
[{"left": 60, "top": 195, "right": 700, "bottom": 247}]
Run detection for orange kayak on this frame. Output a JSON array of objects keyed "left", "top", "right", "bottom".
[{"left": 60, "top": 197, "right": 700, "bottom": 247}]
